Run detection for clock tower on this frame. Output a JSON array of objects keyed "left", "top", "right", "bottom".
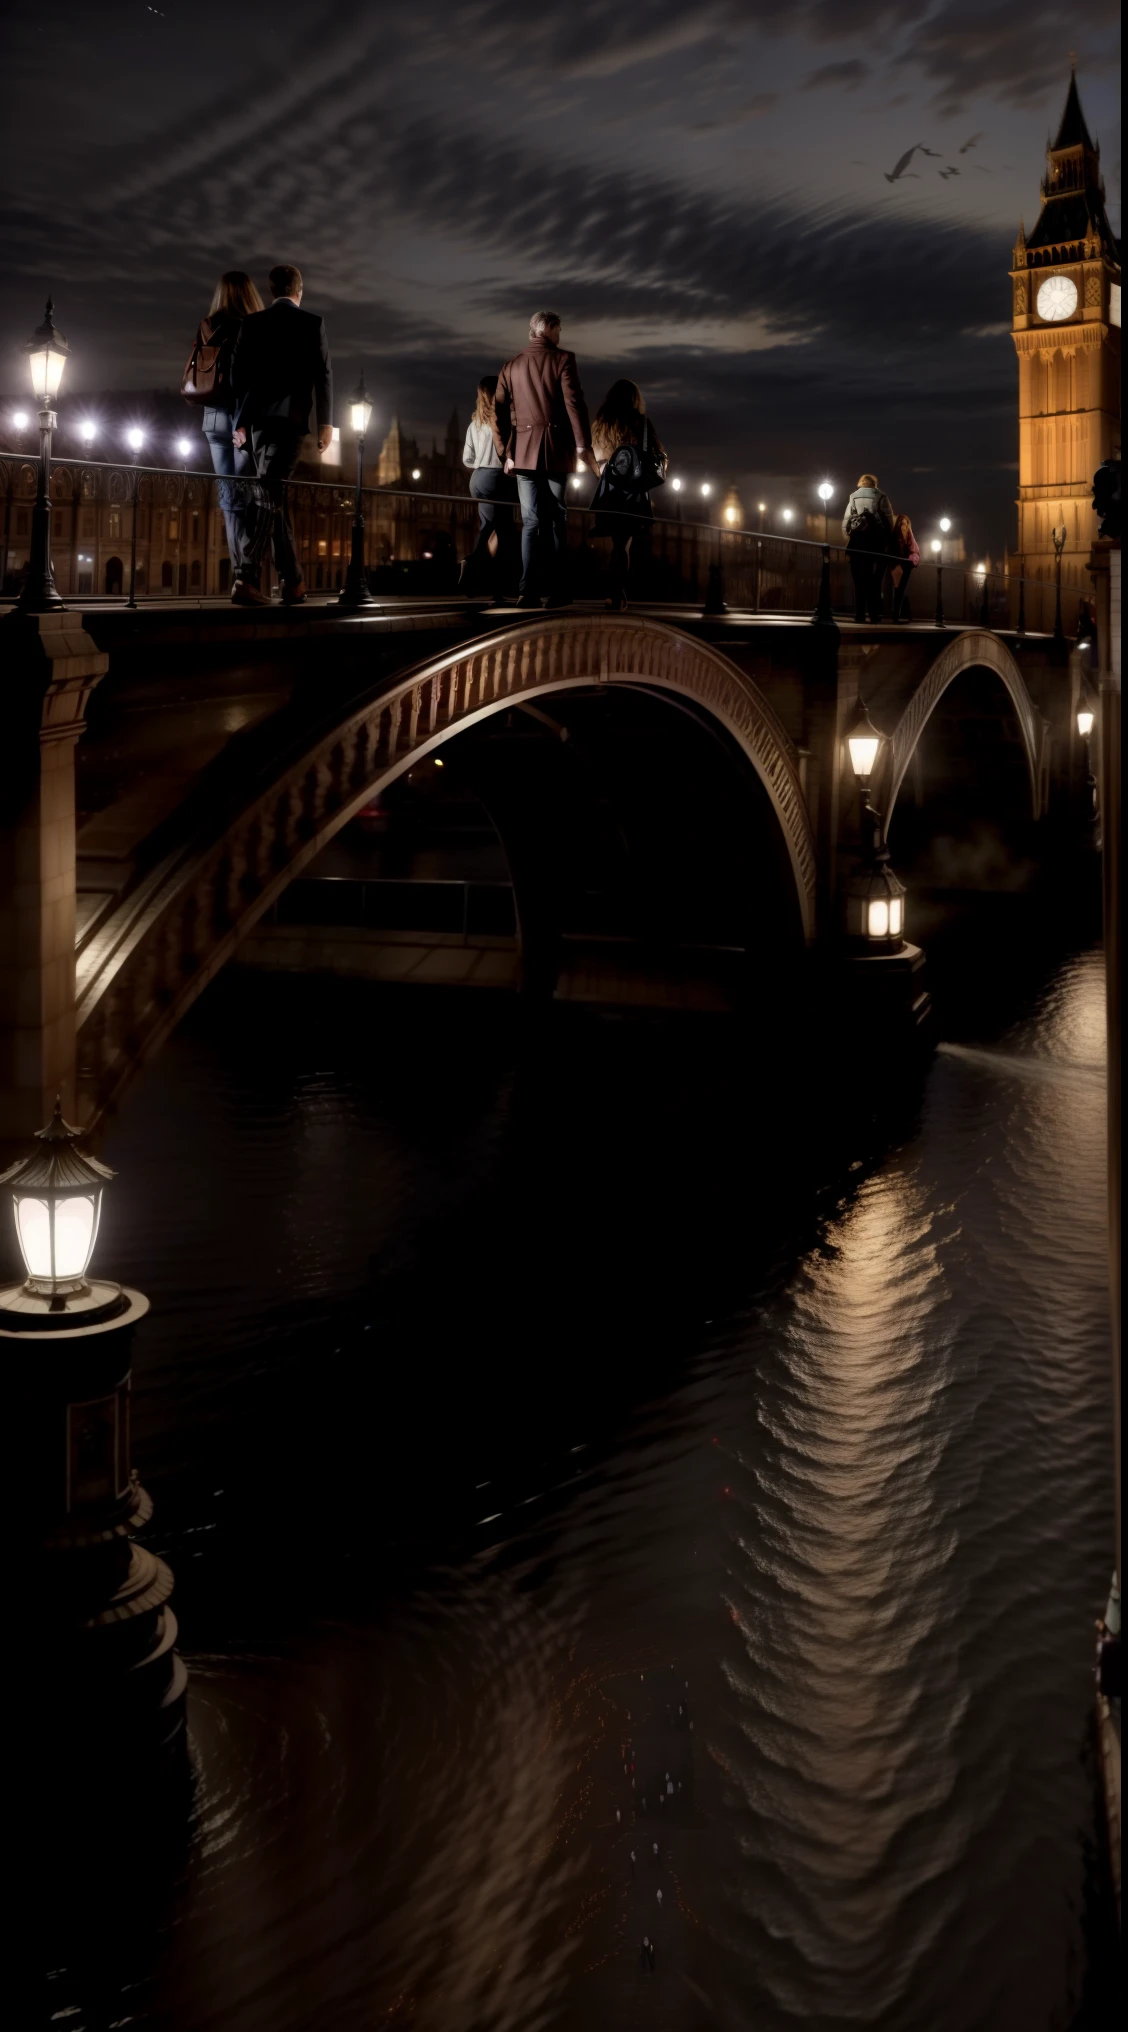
[{"left": 1011, "top": 69, "right": 1121, "bottom": 601}]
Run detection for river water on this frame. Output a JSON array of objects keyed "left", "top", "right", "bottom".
[{"left": 48, "top": 929, "right": 1115, "bottom": 2031}]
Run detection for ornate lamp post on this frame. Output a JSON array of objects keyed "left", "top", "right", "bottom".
[
  {"left": 0, "top": 1102, "right": 186, "bottom": 1761},
  {"left": 1052, "top": 523, "right": 1067, "bottom": 641},
  {"left": 340, "top": 373, "right": 376, "bottom": 609},
  {"left": 125, "top": 427, "right": 145, "bottom": 608},
  {"left": 845, "top": 699, "right": 907, "bottom": 951},
  {"left": 17, "top": 298, "right": 69, "bottom": 613}
]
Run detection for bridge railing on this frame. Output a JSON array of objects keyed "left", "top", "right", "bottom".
[{"left": 0, "top": 452, "right": 1081, "bottom": 636}]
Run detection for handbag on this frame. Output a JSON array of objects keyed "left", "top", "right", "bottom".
[
  {"left": 598, "top": 416, "right": 666, "bottom": 497},
  {"left": 180, "top": 316, "right": 230, "bottom": 407}
]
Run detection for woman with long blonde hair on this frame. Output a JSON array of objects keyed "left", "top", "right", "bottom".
[
  {"left": 461, "top": 374, "right": 516, "bottom": 596},
  {"left": 591, "top": 379, "right": 667, "bottom": 610},
  {"left": 182, "top": 269, "right": 264, "bottom": 597}
]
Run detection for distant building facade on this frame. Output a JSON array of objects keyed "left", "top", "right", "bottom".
[{"left": 1010, "top": 70, "right": 1121, "bottom": 598}]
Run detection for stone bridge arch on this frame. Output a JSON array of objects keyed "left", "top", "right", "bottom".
[
  {"left": 872, "top": 630, "right": 1048, "bottom": 824},
  {"left": 75, "top": 615, "right": 816, "bottom": 1126}
]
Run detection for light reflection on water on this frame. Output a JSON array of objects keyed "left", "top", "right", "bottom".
[{"left": 52, "top": 948, "right": 1112, "bottom": 2031}]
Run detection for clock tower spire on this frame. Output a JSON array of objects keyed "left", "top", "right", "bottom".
[{"left": 1010, "top": 67, "right": 1121, "bottom": 606}]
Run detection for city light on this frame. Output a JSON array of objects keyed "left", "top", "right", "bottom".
[
  {"left": 12, "top": 410, "right": 29, "bottom": 429},
  {"left": 939, "top": 516, "right": 952, "bottom": 533},
  {"left": 846, "top": 700, "right": 882, "bottom": 785},
  {"left": 0, "top": 1098, "right": 113, "bottom": 1297},
  {"left": 1077, "top": 701, "right": 1095, "bottom": 739},
  {"left": 671, "top": 478, "right": 682, "bottom": 492},
  {"left": 349, "top": 373, "right": 373, "bottom": 437},
  {"left": 176, "top": 437, "right": 191, "bottom": 458},
  {"left": 700, "top": 482, "right": 712, "bottom": 497},
  {"left": 931, "top": 539, "right": 941, "bottom": 554},
  {"left": 411, "top": 467, "right": 422, "bottom": 480},
  {"left": 782, "top": 508, "right": 793, "bottom": 522},
  {"left": 27, "top": 300, "right": 69, "bottom": 401},
  {"left": 570, "top": 473, "right": 584, "bottom": 488},
  {"left": 725, "top": 505, "right": 737, "bottom": 523},
  {"left": 757, "top": 502, "right": 766, "bottom": 512},
  {"left": 126, "top": 427, "right": 145, "bottom": 453},
  {"left": 78, "top": 420, "right": 97, "bottom": 445},
  {"left": 817, "top": 481, "right": 834, "bottom": 503}
]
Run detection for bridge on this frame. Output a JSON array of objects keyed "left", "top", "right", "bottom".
[{"left": 3, "top": 550, "right": 1091, "bottom": 1144}]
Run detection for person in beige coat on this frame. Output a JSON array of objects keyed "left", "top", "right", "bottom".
[{"left": 492, "top": 311, "right": 599, "bottom": 606}]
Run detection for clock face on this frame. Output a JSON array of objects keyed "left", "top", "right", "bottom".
[{"left": 1036, "top": 274, "right": 1078, "bottom": 322}]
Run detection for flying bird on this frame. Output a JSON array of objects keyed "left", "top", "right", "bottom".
[
  {"left": 939, "top": 167, "right": 961, "bottom": 179},
  {"left": 959, "top": 133, "right": 984, "bottom": 153},
  {"left": 884, "top": 145, "right": 926, "bottom": 182}
]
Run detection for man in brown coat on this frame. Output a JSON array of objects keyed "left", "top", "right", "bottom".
[{"left": 492, "top": 311, "right": 599, "bottom": 606}]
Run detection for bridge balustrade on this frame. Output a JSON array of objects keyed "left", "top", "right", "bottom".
[{"left": 0, "top": 452, "right": 1071, "bottom": 635}]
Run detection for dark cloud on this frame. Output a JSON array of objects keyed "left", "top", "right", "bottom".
[{"left": 803, "top": 62, "right": 870, "bottom": 92}]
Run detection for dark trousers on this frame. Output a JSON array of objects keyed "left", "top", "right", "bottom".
[
  {"left": 848, "top": 548, "right": 885, "bottom": 622},
  {"left": 245, "top": 424, "right": 303, "bottom": 587},
  {"left": 205, "top": 427, "right": 257, "bottom": 580},
  {"left": 515, "top": 471, "right": 567, "bottom": 596},
  {"left": 466, "top": 467, "right": 516, "bottom": 587},
  {"left": 892, "top": 561, "right": 915, "bottom": 620}
]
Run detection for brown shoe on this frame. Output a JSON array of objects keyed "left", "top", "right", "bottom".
[
  {"left": 282, "top": 580, "right": 307, "bottom": 605},
  {"left": 232, "top": 580, "right": 270, "bottom": 606}
]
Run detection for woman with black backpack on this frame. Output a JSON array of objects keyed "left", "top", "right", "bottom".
[
  {"left": 591, "top": 380, "right": 667, "bottom": 611},
  {"left": 181, "top": 271, "right": 264, "bottom": 597}
]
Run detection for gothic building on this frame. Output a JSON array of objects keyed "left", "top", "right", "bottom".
[
  {"left": 373, "top": 410, "right": 464, "bottom": 495},
  {"left": 1010, "top": 70, "right": 1121, "bottom": 597}
]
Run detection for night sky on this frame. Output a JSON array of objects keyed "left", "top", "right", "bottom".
[{"left": 0, "top": 0, "right": 1120, "bottom": 551}]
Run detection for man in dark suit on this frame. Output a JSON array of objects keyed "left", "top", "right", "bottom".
[
  {"left": 230, "top": 264, "right": 333, "bottom": 605},
  {"left": 492, "top": 312, "right": 599, "bottom": 606}
]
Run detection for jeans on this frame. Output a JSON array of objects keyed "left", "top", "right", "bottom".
[
  {"left": 515, "top": 471, "right": 567, "bottom": 596},
  {"left": 848, "top": 547, "right": 885, "bottom": 622},
  {"left": 465, "top": 467, "right": 516, "bottom": 588},
  {"left": 245, "top": 425, "right": 303, "bottom": 588},
  {"left": 205, "top": 427, "right": 257, "bottom": 579}
]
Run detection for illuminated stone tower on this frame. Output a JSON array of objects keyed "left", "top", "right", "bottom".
[{"left": 1010, "top": 69, "right": 1121, "bottom": 599}]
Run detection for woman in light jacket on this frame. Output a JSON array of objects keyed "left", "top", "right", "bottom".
[
  {"left": 888, "top": 512, "right": 920, "bottom": 621},
  {"left": 461, "top": 376, "right": 515, "bottom": 595},
  {"left": 196, "top": 270, "right": 264, "bottom": 592}
]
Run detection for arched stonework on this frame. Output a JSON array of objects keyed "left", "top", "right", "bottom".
[
  {"left": 75, "top": 615, "right": 814, "bottom": 1125},
  {"left": 874, "top": 630, "right": 1048, "bottom": 823}
]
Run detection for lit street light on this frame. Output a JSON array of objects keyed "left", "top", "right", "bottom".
[
  {"left": 341, "top": 371, "right": 376, "bottom": 609},
  {"left": 18, "top": 297, "right": 69, "bottom": 613},
  {"left": 411, "top": 466, "right": 422, "bottom": 482},
  {"left": 781, "top": 508, "right": 793, "bottom": 525},
  {"left": 12, "top": 409, "right": 30, "bottom": 432},
  {"left": 930, "top": 538, "right": 944, "bottom": 627},
  {"left": 176, "top": 436, "right": 191, "bottom": 461},
  {"left": 125, "top": 428, "right": 145, "bottom": 609},
  {"left": 671, "top": 477, "right": 682, "bottom": 492},
  {"left": 0, "top": 1103, "right": 187, "bottom": 1762},
  {"left": 79, "top": 419, "right": 97, "bottom": 450},
  {"left": 845, "top": 699, "right": 906, "bottom": 950},
  {"left": 817, "top": 479, "right": 834, "bottom": 543}
]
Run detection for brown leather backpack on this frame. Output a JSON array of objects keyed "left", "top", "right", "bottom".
[{"left": 180, "top": 316, "right": 229, "bottom": 407}]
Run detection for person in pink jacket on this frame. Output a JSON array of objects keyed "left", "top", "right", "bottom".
[{"left": 890, "top": 513, "right": 920, "bottom": 621}]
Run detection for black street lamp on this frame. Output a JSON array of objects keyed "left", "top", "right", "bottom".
[
  {"left": 845, "top": 699, "right": 907, "bottom": 951},
  {"left": 0, "top": 1102, "right": 187, "bottom": 1764},
  {"left": 931, "top": 539, "right": 944, "bottom": 627},
  {"left": 1052, "top": 523, "right": 1067, "bottom": 641},
  {"left": 340, "top": 373, "right": 376, "bottom": 609},
  {"left": 1077, "top": 684, "right": 1099, "bottom": 833},
  {"left": 17, "top": 298, "right": 69, "bottom": 613},
  {"left": 125, "top": 428, "right": 145, "bottom": 608}
]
